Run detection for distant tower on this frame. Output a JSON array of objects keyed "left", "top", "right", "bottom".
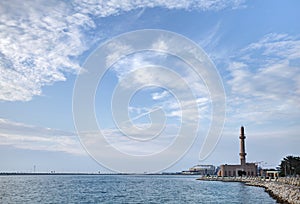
[{"left": 239, "top": 126, "right": 247, "bottom": 166}]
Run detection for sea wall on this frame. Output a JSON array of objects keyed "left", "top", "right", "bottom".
[{"left": 197, "top": 176, "right": 300, "bottom": 204}]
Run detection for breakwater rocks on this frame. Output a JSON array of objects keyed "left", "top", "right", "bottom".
[{"left": 197, "top": 177, "right": 300, "bottom": 204}]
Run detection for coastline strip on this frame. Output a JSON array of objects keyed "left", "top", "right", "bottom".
[{"left": 197, "top": 176, "right": 300, "bottom": 204}]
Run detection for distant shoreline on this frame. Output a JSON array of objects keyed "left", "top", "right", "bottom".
[
  {"left": 0, "top": 172, "right": 194, "bottom": 176},
  {"left": 0, "top": 172, "right": 108, "bottom": 176}
]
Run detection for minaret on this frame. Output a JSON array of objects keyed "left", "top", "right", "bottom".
[{"left": 239, "top": 126, "right": 247, "bottom": 166}]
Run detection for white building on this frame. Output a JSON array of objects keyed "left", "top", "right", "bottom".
[{"left": 188, "top": 165, "right": 216, "bottom": 175}]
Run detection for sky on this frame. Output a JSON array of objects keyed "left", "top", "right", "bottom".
[{"left": 0, "top": 0, "right": 300, "bottom": 173}]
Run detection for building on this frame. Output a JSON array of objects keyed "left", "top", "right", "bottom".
[
  {"left": 189, "top": 165, "right": 216, "bottom": 175},
  {"left": 260, "top": 170, "right": 280, "bottom": 179},
  {"left": 218, "top": 126, "right": 257, "bottom": 177}
]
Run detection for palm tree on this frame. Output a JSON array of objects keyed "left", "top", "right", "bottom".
[{"left": 279, "top": 156, "right": 300, "bottom": 177}]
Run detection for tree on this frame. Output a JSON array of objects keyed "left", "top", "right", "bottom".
[{"left": 279, "top": 156, "right": 300, "bottom": 177}]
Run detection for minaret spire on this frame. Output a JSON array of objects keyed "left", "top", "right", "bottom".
[{"left": 239, "top": 126, "right": 247, "bottom": 166}]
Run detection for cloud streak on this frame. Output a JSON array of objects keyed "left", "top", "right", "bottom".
[
  {"left": 0, "top": 118, "right": 84, "bottom": 155},
  {"left": 0, "top": 118, "right": 177, "bottom": 157}
]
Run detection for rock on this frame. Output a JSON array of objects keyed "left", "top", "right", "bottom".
[{"left": 197, "top": 176, "right": 300, "bottom": 204}]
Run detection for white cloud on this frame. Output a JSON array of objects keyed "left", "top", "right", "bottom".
[
  {"left": 152, "top": 90, "right": 170, "bottom": 100},
  {"left": 226, "top": 33, "right": 300, "bottom": 124},
  {"left": 152, "top": 39, "right": 169, "bottom": 51},
  {"left": 109, "top": 51, "right": 152, "bottom": 79},
  {"left": 0, "top": 118, "right": 185, "bottom": 167},
  {"left": 240, "top": 33, "right": 300, "bottom": 65},
  {"left": 72, "top": 0, "right": 246, "bottom": 17},
  {"left": 84, "top": 123, "right": 185, "bottom": 156},
  {"left": 107, "top": 46, "right": 213, "bottom": 123},
  {"left": 0, "top": 1, "right": 89, "bottom": 101},
  {"left": 0, "top": 0, "right": 245, "bottom": 101},
  {"left": 0, "top": 118, "right": 84, "bottom": 155}
]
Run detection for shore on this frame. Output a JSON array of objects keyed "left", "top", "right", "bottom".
[{"left": 197, "top": 176, "right": 300, "bottom": 204}]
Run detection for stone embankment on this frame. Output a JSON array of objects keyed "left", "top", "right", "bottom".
[{"left": 197, "top": 176, "right": 300, "bottom": 204}]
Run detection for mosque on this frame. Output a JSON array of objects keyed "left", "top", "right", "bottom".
[{"left": 217, "top": 126, "right": 257, "bottom": 177}]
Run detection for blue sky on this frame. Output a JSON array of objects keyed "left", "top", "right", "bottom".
[{"left": 0, "top": 0, "right": 299, "bottom": 173}]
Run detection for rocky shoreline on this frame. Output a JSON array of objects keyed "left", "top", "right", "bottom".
[{"left": 197, "top": 177, "right": 300, "bottom": 204}]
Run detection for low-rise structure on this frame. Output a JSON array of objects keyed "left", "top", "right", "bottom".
[{"left": 189, "top": 165, "right": 215, "bottom": 175}]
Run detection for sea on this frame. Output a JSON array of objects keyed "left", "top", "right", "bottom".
[{"left": 0, "top": 175, "right": 276, "bottom": 203}]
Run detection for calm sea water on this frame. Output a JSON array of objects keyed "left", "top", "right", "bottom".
[{"left": 0, "top": 175, "right": 276, "bottom": 203}]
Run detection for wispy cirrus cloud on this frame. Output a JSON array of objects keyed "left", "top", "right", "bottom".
[
  {"left": 0, "top": 0, "right": 245, "bottom": 102},
  {"left": 226, "top": 33, "right": 300, "bottom": 124},
  {"left": 239, "top": 33, "right": 300, "bottom": 66},
  {"left": 0, "top": 118, "right": 177, "bottom": 156},
  {"left": 0, "top": 118, "right": 84, "bottom": 155},
  {"left": 107, "top": 50, "right": 211, "bottom": 123},
  {"left": 72, "top": 0, "right": 246, "bottom": 17}
]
